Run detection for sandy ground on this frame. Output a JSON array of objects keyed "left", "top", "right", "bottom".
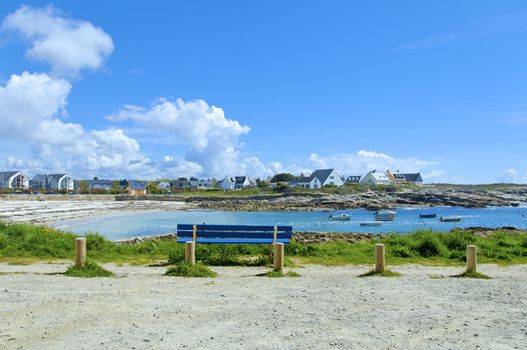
[
  {"left": 1, "top": 263, "right": 526, "bottom": 350},
  {"left": 0, "top": 200, "right": 191, "bottom": 224}
]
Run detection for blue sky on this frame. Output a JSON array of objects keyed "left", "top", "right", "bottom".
[{"left": 1, "top": 1, "right": 527, "bottom": 183}]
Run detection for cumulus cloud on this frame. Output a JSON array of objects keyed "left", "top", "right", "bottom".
[
  {"left": 0, "top": 72, "right": 153, "bottom": 178},
  {"left": 108, "top": 98, "right": 251, "bottom": 176},
  {"left": 2, "top": 5, "right": 114, "bottom": 77},
  {"left": 498, "top": 169, "right": 519, "bottom": 183}
]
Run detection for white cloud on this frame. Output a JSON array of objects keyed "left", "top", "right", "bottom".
[
  {"left": 498, "top": 169, "right": 518, "bottom": 183},
  {"left": 108, "top": 98, "right": 251, "bottom": 176},
  {"left": 2, "top": 5, "right": 114, "bottom": 77}
]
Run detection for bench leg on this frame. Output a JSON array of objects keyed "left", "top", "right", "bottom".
[
  {"left": 185, "top": 241, "right": 195, "bottom": 265},
  {"left": 273, "top": 243, "right": 284, "bottom": 272},
  {"left": 268, "top": 244, "right": 273, "bottom": 259}
]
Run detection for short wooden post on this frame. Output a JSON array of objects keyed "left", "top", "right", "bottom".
[
  {"left": 466, "top": 245, "right": 477, "bottom": 273},
  {"left": 273, "top": 242, "right": 284, "bottom": 272},
  {"left": 185, "top": 241, "right": 196, "bottom": 265},
  {"left": 75, "top": 237, "right": 86, "bottom": 268},
  {"left": 375, "top": 244, "right": 385, "bottom": 272}
]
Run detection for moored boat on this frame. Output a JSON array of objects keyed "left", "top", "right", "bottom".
[
  {"left": 360, "top": 221, "right": 381, "bottom": 227},
  {"left": 440, "top": 216, "right": 463, "bottom": 222},
  {"left": 374, "top": 210, "right": 396, "bottom": 221},
  {"left": 328, "top": 213, "right": 351, "bottom": 221},
  {"left": 419, "top": 213, "right": 437, "bottom": 218}
]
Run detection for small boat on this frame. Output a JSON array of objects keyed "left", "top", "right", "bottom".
[
  {"left": 328, "top": 214, "right": 351, "bottom": 221},
  {"left": 374, "top": 210, "right": 396, "bottom": 221},
  {"left": 419, "top": 213, "right": 437, "bottom": 219},
  {"left": 440, "top": 216, "right": 463, "bottom": 222},
  {"left": 360, "top": 221, "right": 381, "bottom": 227}
]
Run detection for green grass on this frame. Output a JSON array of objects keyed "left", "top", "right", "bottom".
[
  {"left": 452, "top": 271, "right": 491, "bottom": 279},
  {"left": 359, "top": 269, "right": 402, "bottom": 277},
  {"left": 265, "top": 270, "right": 301, "bottom": 278},
  {"left": 0, "top": 221, "right": 526, "bottom": 267},
  {"left": 165, "top": 262, "right": 217, "bottom": 277},
  {"left": 64, "top": 260, "right": 113, "bottom": 278}
]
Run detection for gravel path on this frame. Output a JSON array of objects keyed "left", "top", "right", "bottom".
[
  {"left": 1, "top": 263, "right": 526, "bottom": 349},
  {"left": 0, "top": 200, "right": 191, "bottom": 224}
]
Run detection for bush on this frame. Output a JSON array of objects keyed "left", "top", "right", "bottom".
[
  {"left": 64, "top": 260, "right": 113, "bottom": 278},
  {"left": 391, "top": 245, "right": 414, "bottom": 258},
  {"left": 165, "top": 262, "right": 217, "bottom": 277},
  {"left": 414, "top": 234, "right": 445, "bottom": 257}
]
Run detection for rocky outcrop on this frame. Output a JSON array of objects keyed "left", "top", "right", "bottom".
[{"left": 115, "top": 187, "right": 527, "bottom": 212}]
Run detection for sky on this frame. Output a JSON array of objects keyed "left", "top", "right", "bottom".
[{"left": 1, "top": 1, "right": 527, "bottom": 183}]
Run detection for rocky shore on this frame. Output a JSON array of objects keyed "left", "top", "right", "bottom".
[{"left": 116, "top": 187, "right": 527, "bottom": 211}]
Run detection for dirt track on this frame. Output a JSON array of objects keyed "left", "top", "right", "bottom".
[{"left": 1, "top": 263, "right": 526, "bottom": 349}]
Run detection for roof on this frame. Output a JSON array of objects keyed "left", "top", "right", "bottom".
[
  {"left": 402, "top": 173, "right": 423, "bottom": 182},
  {"left": 289, "top": 176, "right": 317, "bottom": 185},
  {"left": 128, "top": 183, "right": 146, "bottom": 190},
  {"left": 234, "top": 176, "right": 247, "bottom": 185},
  {"left": 346, "top": 175, "right": 362, "bottom": 182},
  {"left": 31, "top": 174, "right": 47, "bottom": 182},
  {"left": 0, "top": 171, "right": 19, "bottom": 180},
  {"left": 86, "top": 179, "right": 114, "bottom": 186},
  {"left": 367, "top": 170, "right": 390, "bottom": 181},
  {"left": 310, "top": 169, "right": 335, "bottom": 183},
  {"left": 47, "top": 174, "right": 68, "bottom": 181}
]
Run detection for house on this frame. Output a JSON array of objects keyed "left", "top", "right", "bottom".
[
  {"left": 126, "top": 181, "right": 147, "bottom": 195},
  {"left": 234, "top": 176, "right": 256, "bottom": 189},
  {"left": 310, "top": 169, "right": 344, "bottom": 187},
  {"left": 288, "top": 176, "right": 321, "bottom": 190},
  {"left": 0, "top": 171, "right": 29, "bottom": 189},
  {"left": 386, "top": 171, "right": 424, "bottom": 186},
  {"left": 346, "top": 175, "right": 362, "bottom": 183},
  {"left": 189, "top": 180, "right": 213, "bottom": 189},
  {"left": 215, "top": 177, "right": 236, "bottom": 191},
  {"left": 401, "top": 173, "right": 423, "bottom": 186},
  {"left": 85, "top": 179, "right": 114, "bottom": 190},
  {"left": 157, "top": 181, "right": 171, "bottom": 189},
  {"left": 31, "top": 174, "right": 74, "bottom": 190},
  {"left": 359, "top": 170, "right": 392, "bottom": 185}
]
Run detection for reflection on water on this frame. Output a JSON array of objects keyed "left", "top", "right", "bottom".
[{"left": 54, "top": 206, "right": 527, "bottom": 240}]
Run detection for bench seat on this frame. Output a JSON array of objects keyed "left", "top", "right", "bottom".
[{"left": 177, "top": 237, "right": 291, "bottom": 244}]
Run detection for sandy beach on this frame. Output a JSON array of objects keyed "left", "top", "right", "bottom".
[
  {"left": 0, "top": 200, "right": 191, "bottom": 224},
  {"left": 1, "top": 263, "right": 526, "bottom": 350}
]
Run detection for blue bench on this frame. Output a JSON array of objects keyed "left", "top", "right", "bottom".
[{"left": 176, "top": 224, "right": 293, "bottom": 245}]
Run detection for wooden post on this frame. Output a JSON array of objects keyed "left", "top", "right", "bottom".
[
  {"left": 273, "top": 242, "right": 284, "bottom": 272},
  {"left": 466, "top": 245, "right": 477, "bottom": 273},
  {"left": 185, "top": 241, "right": 196, "bottom": 265},
  {"left": 75, "top": 237, "right": 86, "bottom": 268},
  {"left": 375, "top": 244, "right": 385, "bottom": 272}
]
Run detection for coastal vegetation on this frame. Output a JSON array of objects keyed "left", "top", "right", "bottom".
[
  {"left": 64, "top": 260, "right": 114, "bottom": 278},
  {"left": 358, "top": 269, "right": 402, "bottom": 277},
  {"left": 0, "top": 221, "right": 526, "bottom": 266},
  {"left": 165, "top": 262, "right": 217, "bottom": 278}
]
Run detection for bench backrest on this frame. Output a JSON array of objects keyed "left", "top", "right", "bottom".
[{"left": 177, "top": 224, "right": 293, "bottom": 242}]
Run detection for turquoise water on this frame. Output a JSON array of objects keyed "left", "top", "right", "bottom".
[{"left": 54, "top": 206, "right": 527, "bottom": 240}]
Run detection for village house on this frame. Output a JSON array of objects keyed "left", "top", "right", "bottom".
[
  {"left": 359, "top": 170, "right": 392, "bottom": 185},
  {"left": 215, "top": 177, "right": 236, "bottom": 191},
  {"left": 310, "top": 169, "right": 344, "bottom": 187},
  {"left": 125, "top": 181, "right": 147, "bottom": 195},
  {"left": 288, "top": 176, "right": 321, "bottom": 189},
  {"left": 386, "top": 170, "right": 424, "bottom": 186},
  {"left": 156, "top": 181, "right": 171, "bottom": 189},
  {"left": 85, "top": 179, "right": 114, "bottom": 190},
  {"left": 30, "top": 174, "right": 74, "bottom": 191},
  {"left": 0, "top": 171, "right": 30, "bottom": 189},
  {"left": 346, "top": 175, "right": 362, "bottom": 183}
]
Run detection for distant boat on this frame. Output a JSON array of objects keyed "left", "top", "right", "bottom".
[
  {"left": 328, "top": 213, "right": 351, "bottom": 221},
  {"left": 374, "top": 210, "right": 396, "bottom": 221},
  {"left": 360, "top": 221, "right": 381, "bottom": 227},
  {"left": 440, "top": 216, "right": 463, "bottom": 222},
  {"left": 419, "top": 213, "right": 437, "bottom": 219}
]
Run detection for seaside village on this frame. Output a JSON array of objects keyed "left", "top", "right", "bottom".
[{"left": 0, "top": 169, "right": 423, "bottom": 195}]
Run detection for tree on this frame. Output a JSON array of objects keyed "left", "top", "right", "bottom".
[
  {"left": 256, "top": 179, "right": 269, "bottom": 189},
  {"left": 110, "top": 180, "right": 120, "bottom": 194},
  {"left": 146, "top": 182, "right": 160, "bottom": 194},
  {"left": 79, "top": 180, "right": 88, "bottom": 194},
  {"left": 271, "top": 173, "right": 295, "bottom": 183}
]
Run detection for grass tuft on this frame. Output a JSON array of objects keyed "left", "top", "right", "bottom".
[
  {"left": 359, "top": 269, "right": 402, "bottom": 277},
  {"left": 265, "top": 270, "right": 301, "bottom": 278},
  {"left": 452, "top": 271, "right": 491, "bottom": 279},
  {"left": 165, "top": 262, "right": 217, "bottom": 278},
  {"left": 64, "top": 260, "right": 113, "bottom": 278}
]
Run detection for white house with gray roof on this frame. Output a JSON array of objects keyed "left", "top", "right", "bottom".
[
  {"left": 310, "top": 169, "right": 344, "bottom": 187},
  {"left": 288, "top": 176, "right": 321, "bottom": 189},
  {"left": 0, "top": 171, "right": 29, "bottom": 189},
  {"left": 359, "top": 170, "right": 392, "bottom": 185}
]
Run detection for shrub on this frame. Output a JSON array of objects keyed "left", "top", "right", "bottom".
[
  {"left": 64, "top": 260, "right": 113, "bottom": 278},
  {"left": 359, "top": 269, "right": 401, "bottom": 277},
  {"left": 391, "top": 245, "right": 414, "bottom": 258},
  {"left": 414, "top": 234, "right": 445, "bottom": 257},
  {"left": 265, "top": 270, "right": 301, "bottom": 278},
  {"left": 165, "top": 262, "right": 217, "bottom": 277}
]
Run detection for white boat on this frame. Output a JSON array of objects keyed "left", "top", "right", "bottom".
[
  {"left": 360, "top": 221, "right": 381, "bottom": 227},
  {"left": 374, "top": 210, "right": 396, "bottom": 221},
  {"left": 328, "top": 214, "right": 351, "bottom": 221},
  {"left": 440, "top": 216, "right": 463, "bottom": 222}
]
